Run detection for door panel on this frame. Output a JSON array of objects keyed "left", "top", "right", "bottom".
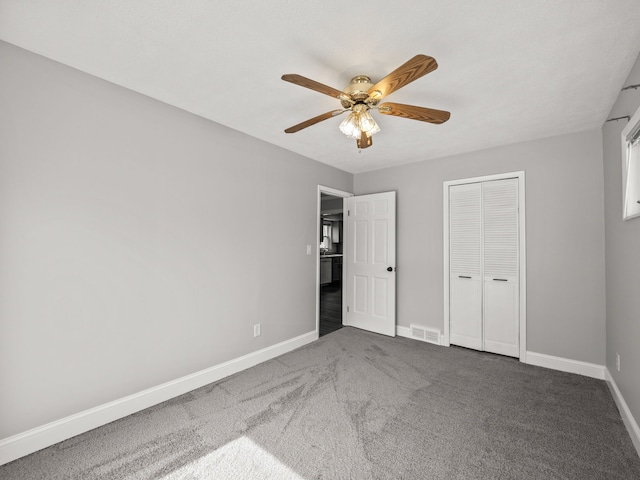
[
  {"left": 483, "top": 278, "right": 518, "bottom": 357},
  {"left": 354, "top": 275, "right": 368, "bottom": 314},
  {"left": 373, "top": 219, "right": 389, "bottom": 264},
  {"left": 483, "top": 178, "right": 519, "bottom": 357},
  {"left": 450, "top": 276, "right": 483, "bottom": 350},
  {"left": 483, "top": 179, "right": 519, "bottom": 278},
  {"left": 373, "top": 276, "right": 388, "bottom": 317},
  {"left": 449, "top": 183, "right": 482, "bottom": 277},
  {"left": 449, "top": 183, "right": 482, "bottom": 349},
  {"left": 345, "top": 192, "right": 396, "bottom": 336},
  {"left": 354, "top": 220, "right": 368, "bottom": 263}
]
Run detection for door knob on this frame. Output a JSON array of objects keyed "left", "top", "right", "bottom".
[{"left": 387, "top": 267, "right": 394, "bottom": 272}]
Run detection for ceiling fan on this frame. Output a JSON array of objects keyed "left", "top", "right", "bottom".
[{"left": 282, "top": 54, "right": 450, "bottom": 149}]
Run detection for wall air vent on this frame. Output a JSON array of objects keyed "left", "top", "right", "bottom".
[{"left": 409, "top": 324, "right": 441, "bottom": 345}]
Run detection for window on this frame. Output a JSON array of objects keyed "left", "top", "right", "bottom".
[
  {"left": 320, "top": 223, "right": 332, "bottom": 251},
  {"left": 622, "top": 104, "right": 640, "bottom": 220}
]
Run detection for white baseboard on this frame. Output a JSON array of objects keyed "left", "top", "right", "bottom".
[
  {"left": 605, "top": 368, "right": 640, "bottom": 457},
  {"left": 525, "top": 351, "right": 606, "bottom": 380},
  {"left": 396, "top": 325, "right": 411, "bottom": 337},
  {"left": 0, "top": 330, "right": 317, "bottom": 466}
]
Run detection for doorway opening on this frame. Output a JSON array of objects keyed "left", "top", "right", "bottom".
[{"left": 317, "top": 186, "right": 351, "bottom": 337}]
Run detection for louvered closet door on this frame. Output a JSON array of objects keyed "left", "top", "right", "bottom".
[
  {"left": 483, "top": 178, "right": 519, "bottom": 357},
  {"left": 449, "top": 183, "right": 483, "bottom": 350}
]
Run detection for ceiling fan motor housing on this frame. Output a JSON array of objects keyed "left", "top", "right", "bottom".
[{"left": 341, "top": 75, "right": 378, "bottom": 107}]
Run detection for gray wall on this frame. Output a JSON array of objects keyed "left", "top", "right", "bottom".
[
  {"left": 603, "top": 54, "right": 640, "bottom": 426},
  {"left": 354, "top": 130, "right": 606, "bottom": 364},
  {"left": 0, "top": 41, "right": 352, "bottom": 439}
]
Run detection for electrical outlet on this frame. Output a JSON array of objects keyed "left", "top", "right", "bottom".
[
  {"left": 306, "top": 245, "right": 312, "bottom": 255},
  {"left": 254, "top": 324, "right": 261, "bottom": 337},
  {"left": 616, "top": 353, "right": 621, "bottom": 372}
]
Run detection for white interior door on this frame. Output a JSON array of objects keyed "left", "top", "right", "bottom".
[{"left": 345, "top": 192, "right": 396, "bottom": 336}]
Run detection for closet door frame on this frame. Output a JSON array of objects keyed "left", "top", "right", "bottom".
[{"left": 443, "top": 171, "right": 527, "bottom": 362}]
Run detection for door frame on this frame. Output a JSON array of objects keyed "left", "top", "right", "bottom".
[
  {"left": 316, "top": 185, "right": 353, "bottom": 336},
  {"left": 442, "top": 171, "right": 527, "bottom": 362}
]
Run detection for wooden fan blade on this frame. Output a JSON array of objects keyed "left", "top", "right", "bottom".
[
  {"left": 378, "top": 102, "right": 450, "bottom": 124},
  {"left": 284, "top": 110, "right": 346, "bottom": 133},
  {"left": 367, "top": 55, "right": 438, "bottom": 100},
  {"left": 356, "top": 131, "right": 372, "bottom": 149},
  {"left": 282, "top": 74, "right": 348, "bottom": 100}
]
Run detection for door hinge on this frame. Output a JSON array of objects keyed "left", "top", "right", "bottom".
[
  {"left": 348, "top": 210, "right": 350, "bottom": 216},
  {"left": 347, "top": 306, "right": 350, "bottom": 313}
]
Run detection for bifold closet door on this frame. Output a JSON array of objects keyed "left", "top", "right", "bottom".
[
  {"left": 449, "top": 178, "right": 520, "bottom": 358},
  {"left": 449, "top": 182, "right": 483, "bottom": 350},
  {"left": 483, "top": 178, "right": 519, "bottom": 357}
]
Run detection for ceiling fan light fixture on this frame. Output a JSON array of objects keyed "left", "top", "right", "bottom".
[
  {"left": 339, "top": 113, "right": 360, "bottom": 139},
  {"left": 359, "top": 110, "right": 380, "bottom": 137},
  {"left": 339, "top": 104, "right": 380, "bottom": 140}
]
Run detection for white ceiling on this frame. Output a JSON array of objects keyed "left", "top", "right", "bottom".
[{"left": 2, "top": 1, "right": 640, "bottom": 174}]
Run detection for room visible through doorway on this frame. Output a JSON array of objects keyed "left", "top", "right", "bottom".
[{"left": 318, "top": 188, "right": 350, "bottom": 337}]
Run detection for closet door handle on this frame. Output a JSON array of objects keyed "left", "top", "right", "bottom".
[
  {"left": 458, "top": 275, "right": 471, "bottom": 279},
  {"left": 493, "top": 278, "right": 508, "bottom": 282}
]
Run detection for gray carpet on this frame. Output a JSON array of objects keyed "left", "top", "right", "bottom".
[{"left": 2, "top": 327, "right": 639, "bottom": 479}]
